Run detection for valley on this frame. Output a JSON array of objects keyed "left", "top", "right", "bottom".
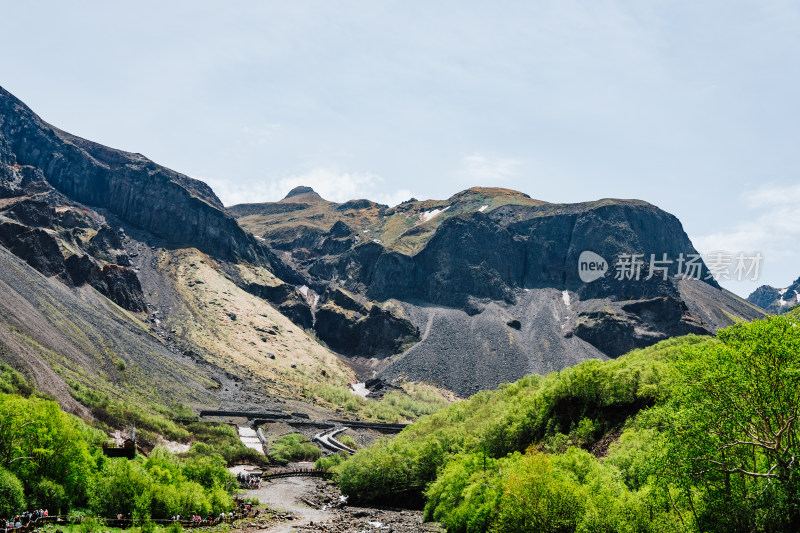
[{"left": 0, "top": 84, "right": 795, "bottom": 532}]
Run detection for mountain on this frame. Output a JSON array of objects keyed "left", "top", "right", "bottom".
[
  {"left": 232, "top": 187, "right": 765, "bottom": 396},
  {"left": 0, "top": 85, "right": 357, "bottom": 418},
  {"left": 0, "top": 84, "right": 765, "bottom": 410},
  {"left": 748, "top": 276, "right": 800, "bottom": 314}
]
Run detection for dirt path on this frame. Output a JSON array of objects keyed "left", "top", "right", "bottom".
[{"left": 243, "top": 477, "right": 330, "bottom": 532}]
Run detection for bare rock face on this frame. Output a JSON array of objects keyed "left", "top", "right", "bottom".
[
  {"left": 0, "top": 220, "right": 65, "bottom": 276},
  {"left": 0, "top": 194, "right": 148, "bottom": 313},
  {"left": 235, "top": 187, "right": 765, "bottom": 393},
  {"left": 573, "top": 297, "right": 710, "bottom": 357},
  {"left": 313, "top": 289, "right": 420, "bottom": 358},
  {"left": 65, "top": 254, "right": 147, "bottom": 312}
]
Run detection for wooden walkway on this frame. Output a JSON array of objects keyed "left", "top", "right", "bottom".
[{"left": 262, "top": 468, "right": 334, "bottom": 481}]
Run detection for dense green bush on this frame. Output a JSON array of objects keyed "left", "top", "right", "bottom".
[
  {"left": 29, "top": 478, "right": 67, "bottom": 514},
  {"left": 0, "top": 393, "right": 104, "bottom": 509},
  {"left": 0, "top": 467, "right": 25, "bottom": 516},
  {"left": 0, "top": 361, "right": 34, "bottom": 397},
  {"left": 269, "top": 433, "right": 321, "bottom": 465},
  {"left": 91, "top": 448, "right": 235, "bottom": 519},
  {"left": 315, "top": 451, "right": 349, "bottom": 471}
]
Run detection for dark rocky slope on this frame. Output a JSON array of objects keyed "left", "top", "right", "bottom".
[{"left": 0, "top": 85, "right": 308, "bottom": 319}]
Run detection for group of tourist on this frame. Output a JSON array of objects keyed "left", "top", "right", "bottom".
[
  {"left": 236, "top": 471, "right": 261, "bottom": 489},
  {"left": 1, "top": 510, "right": 49, "bottom": 532}
]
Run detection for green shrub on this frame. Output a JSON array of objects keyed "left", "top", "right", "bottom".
[
  {"left": 0, "top": 468, "right": 25, "bottom": 516},
  {"left": 30, "top": 478, "right": 67, "bottom": 514},
  {"left": 77, "top": 516, "right": 103, "bottom": 533},
  {"left": 315, "top": 451, "right": 348, "bottom": 471},
  {"left": 269, "top": 434, "right": 321, "bottom": 465},
  {"left": 337, "top": 434, "right": 357, "bottom": 449}
]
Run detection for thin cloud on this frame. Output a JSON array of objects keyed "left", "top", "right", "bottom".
[
  {"left": 457, "top": 153, "right": 522, "bottom": 185},
  {"left": 692, "top": 183, "right": 800, "bottom": 291}
]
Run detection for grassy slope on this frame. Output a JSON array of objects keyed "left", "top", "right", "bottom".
[{"left": 159, "top": 248, "right": 356, "bottom": 399}]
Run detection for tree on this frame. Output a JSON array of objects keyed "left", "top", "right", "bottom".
[
  {"left": 0, "top": 467, "right": 24, "bottom": 516},
  {"left": 670, "top": 311, "right": 800, "bottom": 531}
]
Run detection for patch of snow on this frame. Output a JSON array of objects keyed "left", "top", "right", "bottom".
[
  {"left": 350, "top": 382, "right": 370, "bottom": 398},
  {"left": 478, "top": 205, "right": 489, "bottom": 212},
  {"left": 780, "top": 288, "right": 789, "bottom": 295},
  {"left": 367, "top": 522, "right": 386, "bottom": 528},
  {"left": 373, "top": 239, "right": 382, "bottom": 244},
  {"left": 362, "top": 229, "right": 371, "bottom": 233},
  {"left": 562, "top": 290, "right": 570, "bottom": 306},
  {"left": 419, "top": 205, "right": 451, "bottom": 223},
  {"left": 298, "top": 285, "right": 309, "bottom": 297}
]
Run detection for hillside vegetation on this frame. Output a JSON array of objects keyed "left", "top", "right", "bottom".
[
  {"left": 335, "top": 312, "right": 800, "bottom": 532},
  {"left": 0, "top": 390, "right": 238, "bottom": 520}
]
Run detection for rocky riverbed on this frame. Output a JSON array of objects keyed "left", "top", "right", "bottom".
[{"left": 241, "top": 476, "right": 444, "bottom": 532}]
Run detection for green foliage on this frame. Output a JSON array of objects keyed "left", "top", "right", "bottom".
[
  {"left": 91, "top": 459, "right": 152, "bottom": 518},
  {"left": 315, "top": 451, "right": 348, "bottom": 471},
  {"left": 0, "top": 361, "right": 34, "bottom": 397},
  {"left": 181, "top": 421, "right": 267, "bottom": 467},
  {"left": 338, "top": 317, "right": 800, "bottom": 532},
  {"left": 0, "top": 393, "right": 104, "bottom": 509},
  {"left": 91, "top": 450, "right": 235, "bottom": 519},
  {"left": 336, "top": 336, "right": 704, "bottom": 506},
  {"left": 311, "top": 384, "right": 366, "bottom": 413},
  {"left": 661, "top": 311, "right": 800, "bottom": 532},
  {"left": 337, "top": 434, "right": 357, "bottom": 450},
  {"left": 0, "top": 392, "right": 239, "bottom": 520},
  {"left": 77, "top": 516, "right": 103, "bottom": 533},
  {"left": 425, "top": 448, "right": 669, "bottom": 533},
  {"left": 0, "top": 467, "right": 25, "bottom": 516},
  {"left": 311, "top": 382, "right": 449, "bottom": 423},
  {"left": 67, "top": 384, "right": 190, "bottom": 443},
  {"left": 269, "top": 433, "right": 321, "bottom": 465},
  {"left": 181, "top": 453, "right": 236, "bottom": 491},
  {"left": 30, "top": 478, "right": 68, "bottom": 514}
]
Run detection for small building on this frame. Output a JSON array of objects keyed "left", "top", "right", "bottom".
[{"left": 101, "top": 425, "right": 137, "bottom": 459}]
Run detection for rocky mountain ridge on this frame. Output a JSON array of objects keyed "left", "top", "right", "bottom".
[{"left": 233, "top": 187, "right": 764, "bottom": 394}]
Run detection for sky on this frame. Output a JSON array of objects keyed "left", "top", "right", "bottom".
[{"left": 1, "top": 1, "right": 798, "bottom": 297}]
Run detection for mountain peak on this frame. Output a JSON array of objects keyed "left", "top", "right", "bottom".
[{"left": 284, "top": 186, "right": 319, "bottom": 200}]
